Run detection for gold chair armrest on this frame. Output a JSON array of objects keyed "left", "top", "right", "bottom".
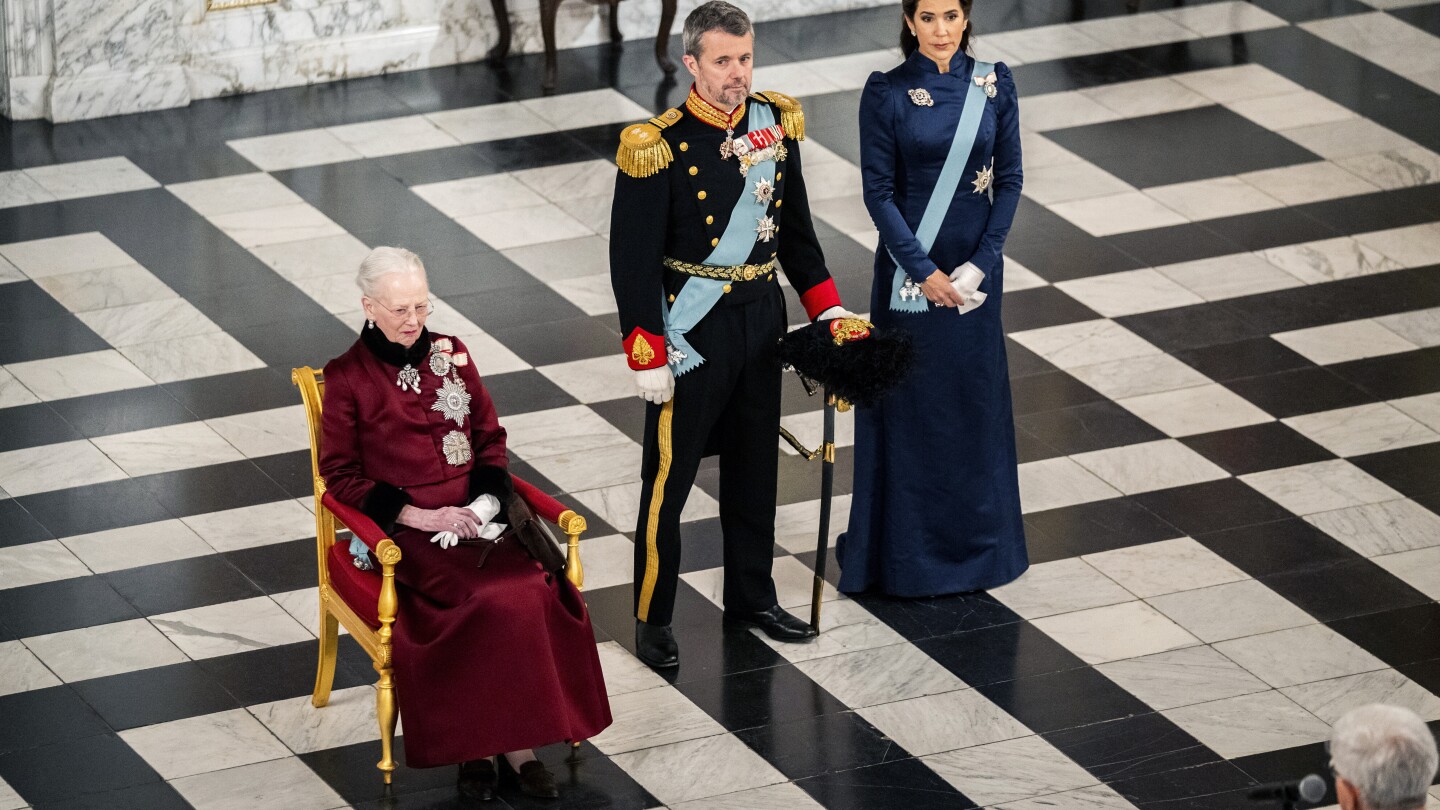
[
  {"left": 558, "top": 510, "right": 586, "bottom": 589},
  {"left": 375, "top": 539, "right": 403, "bottom": 655}
]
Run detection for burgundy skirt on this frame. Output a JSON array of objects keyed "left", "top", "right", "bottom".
[{"left": 388, "top": 476, "right": 611, "bottom": 768}]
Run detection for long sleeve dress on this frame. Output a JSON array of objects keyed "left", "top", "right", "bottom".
[
  {"left": 319, "top": 326, "right": 611, "bottom": 767},
  {"left": 836, "top": 49, "right": 1029, "bottom": 597}
]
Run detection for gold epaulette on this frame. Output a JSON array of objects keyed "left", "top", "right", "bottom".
[
  {"left": 616, "top": 108, "right": 683, "bottom": 178},
  {"left": 755, "top": 91, "right": 805, "bottom": 141}
]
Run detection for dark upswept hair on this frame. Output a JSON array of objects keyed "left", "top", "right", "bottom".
[
  {"left": 900, "top": 0, "right": 975, "bottom": 57},
  {"left": 684, "top": 1, "right": 753, "bottom": 59}
]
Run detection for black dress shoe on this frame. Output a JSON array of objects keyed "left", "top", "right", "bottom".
[
  {"left": 457, "top": 758, "right": 498, "bottom": 801},
  {"left": 724, "top": 604, "right": 818, "bottom": 641},
  {"left": 516, "top": 760, "right": 559, "bottom": 799},
  {"left": 635, "top": 620, "right": 679, "bottom": 669}
]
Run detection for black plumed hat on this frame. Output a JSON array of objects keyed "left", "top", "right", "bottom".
[{"left": 777, "top": 318, "right": 915, "bottom": 407}]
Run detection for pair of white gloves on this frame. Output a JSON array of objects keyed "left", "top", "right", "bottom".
[
  {"left": 634, "top": 305, "right": 856, "bottom": 404},
  {"left": 429, "top": 493, "right": 506, "bottom": 550}
]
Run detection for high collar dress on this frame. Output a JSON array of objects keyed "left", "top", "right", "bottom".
[{"left": 837, "top": 49, "right": 1029, "bottom": 596}]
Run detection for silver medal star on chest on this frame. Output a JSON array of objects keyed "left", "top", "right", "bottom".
[
  {"left": 755, "top": 215, "right": 777, "bottom": 243},
  {"left": 432, "top": 376, "right": 472, "bottom": 426},
  {"left": 752, "top": 176, "right": 774, "bottom": 205},
  {"left": 972, "top": 158, "right": 995, "bottom": 194}
]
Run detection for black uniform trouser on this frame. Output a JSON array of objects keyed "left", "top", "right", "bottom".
[{"left": 633, "top": 284, "right": 785, "bottom": 625}]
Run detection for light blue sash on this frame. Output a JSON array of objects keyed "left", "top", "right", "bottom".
[
  {"left": 889, "top": 60, "right": 994, "bottom": 313},
  {"left": 665, "top": 102, "right": 779, "bottom": 376}
]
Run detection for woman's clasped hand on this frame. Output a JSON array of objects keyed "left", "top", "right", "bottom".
[
  {"left": 920, "top": 269, "right": 965, "bottom": 307},
  {"left": 398, "top": 504, "right": 485, "bottom": 538}
]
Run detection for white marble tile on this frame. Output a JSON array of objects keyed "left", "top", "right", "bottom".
[
  {"left": 77, "top": 298, "right": 221, "bottom": 347},
  {"left": 1003, "top": 259, "right": 1050, "bottom": 292},
  {"left": 1302, "top": 11, "right": 1440, "bottom": 78},
  {"left": 536, "top": 355, "right": 637, "bottom": 406},
  {"left": 592, "top": 685, "right": 727, "bottom": 754},
  {"left": 292, "top": 271, "right": 362, "bottom": 315},
  {"left": 512, "top": 158, "right": 618, "bottom": 203},
  {"left": 33, "top": 263, "right": 175, "bottom": 313},
  {"left": 25, "top": 157, "right": 159, "bottom": 200},
  {"left": 998, "top": 784, "right": 1141, "bottom": 810},
  {"left": 0, "top": 540, "right": 92, "bottom": 590},
  {"left": 24, "top": 617, "right": 187, "bottom": 682},
  {"left": 554, "top": 193, "right": 610, "bottom": 234},
  {"left": 169, "top": 754, "right": 347, "bottom": 810},
  {"left": 989, "top": 558, "right": 1134, "bottom": 620},
  {"left": 521, "top": 89, "right": 651, "bottom": 130},
  {"left": 181, "top": 500, "right": 318, "bottom": 553},
  {"left": 0, "top": 232, "right": 136, "bottom": 278},
  {"left": 60, "top": 519, "right": 214, "bottom": 574},
  {"left": 1280, "top": 117, "right": 1418, "bottom": 160},
  {"left": 1172, "top": 64, "right": 1305, "bottom": 104},
  {"left": 1335, "top": 147, "right": 1440, "bottom": 190},
  {"left": 672, "top": 781, "right": 823, "bottom": 810},
  {"left": 206, "top": 404, "right": 309, "bottom": 459},
  {"left": 327, "top": 115, "right": 461, "bottom": 158},
  {"left": 5, "top": 349, "right": 154, "bottom": 400},
  {"left": 1148, "top": 579, "right": 1315, "bottom": 644},
  {"left": 1305, "top": 499, "right": 1440, "bottom": 558},
  {"left": 150, "top": 596, "right": 313, "bottom": 660},
  {"left": 596, "top": 639, "right": 667, "bottom": 697},
  {"left": 1373, "top": 546, "right": 1440, "bottom": 601},
  {"left": 0, "top": 369, "right": 37, "bottom": 409},
  {"left": 0, "top": 169, "right": 56, "bottom": 209},
  {"left": 801, "top": 48, "right": 903, "bottom": 91},
  {"left": 1018, "top": 132, "right": 1083, "bottom": 169},
  {"left": 167, "top": 172, "right": 305, "bottom": 217},
  {"left": 1155, "top": 252, "right": 1304, "bottom": 302},
  {"left": 1283, "top": 669, "right": 1440, "bottom": 725},
  {"left": 1071, "top": 13, "right": 1197, "bottom": 51},
  {"left": 412, "top": 174, "right": 547, "bottom": 219},
  {"left": 794, "top": 640, "right": 962, "bottom": 709},
  {"left": 1162, "top": 690, "right": 1331, "bottom": 759},
  {"left": 250, "top": 684, "right": 380, "bottom": 753},
  {"left": 1010, "top": 319, "right": 1161, "bottom": 371},
  {"left": 1095, "top": 645, "right": 1270, "bottom": 711},
  {"left": 1238, "top": 161, "right": 1381, "bottom": 206},
  {"left": 1050, "top": 191, "right": 1189, "bottom": 237},
  {"left": 1284, "top": 403, "right": 1439, "bottom": 457},
  {"left": 121, "top": 331, "right": 267, "bottom": 383},
  {"left": 0, "top": 439, "right": 129, "bottom": 497},
  {"left": 1354, "top": 223, "right": 1440, "bottom": 269},
  {"left": 270, "top": 588, "right": 327, "bottom": 639},
  {"left": 1022, "top": 162, "right": 1134, "bottom": 206},
  {"left": 1017, "top": 456, "right": 1124, "bottom": 514},
  {"left": 526, "top": 443, "right": 644, "bottom": 493},
  {"left": 774, "top": 495, "right": 850, "bottom": 556},
  {"left": 569, "top": 533, "right": 635, "bottom": 592},
  {"left": 1240, "top": 459, "right": 1402, "bottom": 517},
  {"left": 1216, "top": 624, "right": 1388, "bottom": 688},
  {"left": 750, "top": 61, "right": 845, "bottom": 96},
  {"left": 426, "top": 101, "right": 555, "bottom": 144},
  {"left": 684, "top": 555, "right": 842, "bottom": 614},
  {"left": 861, "top": 686, "right": 1031, "bottom": 757},
  {"left": 119, "top": 708, "right": 292, "bottom": 780},
  {"left": 503, "top": 235, "right": 611, "bottom": 282},
  {"left": 572, "top": 481, "right": 720, "bottom": 531},
  {"left": 610, "top": 732, "right": 786, "bottom": 805},
  {"left": 1118, "top": 383, "right": 1274, "bottom": 437},
  {"left": 801, "top": 158, "right": 864, "bottom": 201},
  {"left": 451, "top": 327, "right": 531, "bottom": 376},
  {"left": 92, "top": 421, "right": 244, "bottom": 478},
  {"left": 1033, "top": 600, "right": 1200, "bottom": 665},
  {"left": 1159, "top": 2, "right": 1289, "bottom": 36},
  {"left": 754, "top": 597, "right": 905, "bottom": 664},
  {"left": 249, "top": 233, "right": 372, "bottom": 282},
  {"left": 1273, "top": 319, "right": 1418, "bottom": 365},
  {"left": 1085, "top": 537, "right": 1247, "bottom": 599},
  {"left": 1376, "top": 390, "right": 1440, "bottom": 433},
  {"left": 1019, "top": 91, "right": 1125, "bottom": 132},
  {"left": 1071, "top": 439, "right": 1230, "bottom": 495},
  {"left": 812, "top": 195, "right": 875, "bottom": 236},
  {"left": 1227, "top": 90, "right": 1357, "bottom": 131},
  {"left": 210, "top": 203, "right": 347, "bottom": 248},
  {"left": 0, "top": 639, "right": 60, "bottom": 696},
  {"left": 1143, "top": 176, "right": 1285, "bottom": 222},
  {"left": 502, "top": 404, "right": 632, "bottom": 461},
  {"left": 1066, "top": 354, "right": 1210, "bottom": 400},
  {"left": 983, "top": 23, "right": 1108, "bottom": 63},
  {"left": 1264, "top": 235, "right": 1404, "bottom": 285},
  {"left": 551, "top": 273, "right": 620, "bottom": 317},
  {"left": 924, "top": 734, "right": 1098, "bottom": 806},
  {"left": 228, "top": 130, "right": 363, "bottom": 172},
  {"left": 457, "top": 203, "right": 593, "bottom": 250},
  {"left": 1054, "top": 269, "right": 1203, "bottom": 318},
  {"left": 0, "top": 256, "right": 20, "bottom": 285},
  {"left": 1082, "top": 77, "right": 1212, "bottom": 118}
]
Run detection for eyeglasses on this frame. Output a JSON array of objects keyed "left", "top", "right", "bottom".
[{"left": 374, "top": 299, "right": 432, "bottom": 320}]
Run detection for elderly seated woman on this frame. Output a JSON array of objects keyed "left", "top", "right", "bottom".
[{"left": 319, "top": 246, "right": 611, "bottom": 801}]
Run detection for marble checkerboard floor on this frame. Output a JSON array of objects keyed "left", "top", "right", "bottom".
[{"left": 3, "top": 1, "right": 1440, "bottom": 808}]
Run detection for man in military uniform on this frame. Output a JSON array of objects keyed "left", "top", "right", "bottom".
[{"left": 609, "top": 0, "right": 854, "bottom": 669}]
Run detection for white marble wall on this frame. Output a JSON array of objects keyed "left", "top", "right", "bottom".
[{"left": 1, "top": 0, "right": 891, "bottom": 123}]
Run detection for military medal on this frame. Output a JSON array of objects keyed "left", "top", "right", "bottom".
[
  {"left": 899, "top": 278, "right": 923, "bottom": 302},
  {"left": 432, "top": 376, "right": 471, "bottom": 426},
  {"left": 442, "top": 431, "right": 472, "bottom": 466},
  {"left": 975, "top": 72, "right": 998, "bottom": 99},
  {"left": 724, "top": 124, "right": 787, "bottom": 177},
  {"left": 396, "top": 364, "right": 421, "bottom": 393},
  {"left": 752, "top": 177, "right": 774, "bottom": 205},
  {"left": 972, "top": 158, "right": 995, "bottom": 194},
  {"left": 720, "top": 129, "right": 736, "bottom": 159},
  {"left": 908, "top": 88, "right": 934, "bottom": 107},
  {"left": 755, "top": 215, "right": 777, "bottom": 243},
  {"left": 667, "top": 346, "right": 688, "bottom": 367}
]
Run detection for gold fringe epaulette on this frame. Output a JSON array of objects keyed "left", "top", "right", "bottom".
[
  {"left": 616, "top": 108, "right": 683, "bottom": 178},
  {"left": 755, "top": 91, "right": 805, "bottom": 141}
]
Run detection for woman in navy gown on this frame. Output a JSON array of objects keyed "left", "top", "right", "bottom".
[{"left": 837, "top": 0, "right": 1027, "bottom": 596}]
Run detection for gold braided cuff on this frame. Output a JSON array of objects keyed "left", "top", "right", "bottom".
[{"left": 663, "top": 257, "right": 776, "bottom": 282}]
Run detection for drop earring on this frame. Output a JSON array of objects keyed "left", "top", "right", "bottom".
[{"left": 367, "top": 319, "right": 375, "bottom": 329}]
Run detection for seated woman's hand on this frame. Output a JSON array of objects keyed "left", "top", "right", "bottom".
[
  {"left": 921, "top": 270, "right": 964, "bottom": 308},
  {"left": 399, "top": 505, "right": 484, "bottom": 539}
]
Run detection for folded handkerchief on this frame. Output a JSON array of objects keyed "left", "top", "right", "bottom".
[{"left": 949, "top": 263, "right": 988, "bottom": 315}]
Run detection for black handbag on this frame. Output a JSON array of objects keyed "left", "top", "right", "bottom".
[{"left": 504, "top": 491, "right": 567, "bottom": 573}]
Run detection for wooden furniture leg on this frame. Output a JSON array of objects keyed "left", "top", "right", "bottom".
[
  {"left": 541, "top": 0, "right": 563, "bottom": 90},
  {"left": 608, "top": 0, "right": 623, "bottom": 43},
  {"left": 487, "top": 0, "right": 513, "bottom": 63},
  {"left": 656, "top": 0, "right": 678, "bottom": 75}
]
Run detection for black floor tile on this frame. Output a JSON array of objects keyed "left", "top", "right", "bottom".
[
  {"left": 490, "top": 316, "right": 620, "bottom": 367},
  {"left": 135, "top": 459, "right": 292, "bottom": 518},
  {"left": 1017, "top": 400, "right": 1166, "bottom": 455},
  {"left": 35, "top": 780, "right": 195, "bottom": 810},
  {"left": 1134, "top": 478, "right": 1297, "bottom": 537},
  {"left": 672, "top": 517, "right": 727, "bottom": 574},
  {"left": 1181, "top": 422, "right": 1336, "bottom": 476},
  {"left": 853, "top": 591, "right": 1021, "bottom": 642},
  {"left": 1230, "top": 740, "right": 1333, "bottom": 792},
  {"left": 1109, "top": 759, "right": 1260, "bottom": 809},
  {"left": 1197, "top": 518, "right": 1357, "bottom": 579},
  {"left": 226, "top": 537, "right": 318, "bottom": 595},
  {"left": 1024, "top": 497, "right": 1184, "bottom": 564},
  {"left": 126, "top": 143, "right": 256, "bottom": 185},
  {"left": 374, "top": 143, "right": 501, "bottom": 186},
  {"left": 586, "top": 397, "right": 648, "bottom": 444},
  {"left": 504, "top": 744, "right": 663, "bottom": 810},
  {"left": 735, "top": 711, "right": 907, "bottom": 781},
  {"left": 484, "top": 370, "right": 580, "bottom": 416},
  {"left": 0, "top": 281, "right": 78, "bottom": 323},
  {"left": 351, "top": 214, "right": 491, "bottom": 259},
  {"left": 0, "top": 733, "right": 164, "bottom": 806},
  {"left": 1175, "top": 337, "right": 1313, "bottom": 382},
  {"left": 46, "top": 385, "right": 197, "bottom": 439},
  {"left": 674, "top": 662, "right": 849, "bottom": 733},
  {"left": 106, "top": 554, "right": 265, "bottom": 616},
  {"left": 1005, "top": 338, "right": 1056, "bottom": 378},
  {"left": 978, "top": 666, "right": 1151, "bottom": 735},
  {"left": 14, "top": 478, "right": 173, "bottom": 541},
  {"left": 468, "top": 132, "right": 607, "bottom": 174},
  {"left": 1351, "top": 441, "right": 1440, "bottom": 500},
  {"left": 1011, "top": 50, "right": 1163, "bottom": 95},
  {"left": 1202, "top": 205, "right": 1341, "bottom": 253},
  {"left": 0, "top": 402, "right": 80, "bottom": 453},
  {"left": 1328, "top": 603, "right": 1440, "bottom": 669},
  {"left": 1399, "top": 657, "right": 1440, "bottom": 697},
  {"left": 0, "top": 687, "right": 111, "bottom": 756},
  {"left": 225, "top": 320, "right": 362, "bottom": 371},
  {"left": 301, "top": 735, "right": 457, "bottom": 807},
  {"left": 1009, "top": 371, "right": 1106, "bottom": 416},
  {"left": 1103, "top": 222, "right": 1246, "bottom": 269},
  {"left": 1118, "top": 302, "right": 1272, "bottom": 353},
  {"left": 1298, "top": 185, "right": 1440, "bottom": 235},
  {"left": 1013, "top": 424, "right": 1062, "bottom": 463},
  {"left": 0, "top": 499, "right": 52, "bottom": 548},
  {"left": 0, "top": 576, "right": 141, "bottom": 637},
  {"left": 1224, "top": 366, "right": 1377, "bottom": 419},
  {"left": 196, "top": 640, "right": 371, "bottom": 707},
  {"left": 425, "top": 251, "right": 538, "bottom": 299},
  {"left": 796, "top": 756, "right": 980, "bottom": 810},
  {"left": 71, "top": 661, "right": 240, "bottom": 731},
  {"left": 1043, "top": 712, "right": 1221, "bottom": 782},
  {"left": 1390, "top": 3, "right": 1440, "bottom": 38},
  {"left": 919, "top": 620, "right": 1088, "bottom": 688},
  {"left": 253, "top": 449, "right": 320, "bottom": 499},
  {"left": 163, "top": 367, "right": 300, "bottom": 419},
  {"left": 446, "top": 285, "right": 586, "bottom": 332},
  {"left": 1251, "top": 0, "right": 1371, "bottom": 22},
  {"left": 1330, "top": 346, "right": 1440, "bottom": 401},
  {"left": 999, "top": 285, "right": 1101, "bottom": 332},
  {"left": 1263, "top": 559, "right": 1430, "bottom": 624},
  {"left": 0, "top": 313, "right": 110, "bottom": 364}
]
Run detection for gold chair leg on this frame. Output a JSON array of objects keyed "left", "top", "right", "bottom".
[
  {"left": 312, "top": 607, "right": 340, "bottom": 708},
  {"left": 376, "top": 660, "right": 399, "bottom": 784}
]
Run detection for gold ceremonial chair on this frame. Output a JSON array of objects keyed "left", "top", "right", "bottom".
[{"left": 292, "top": 366, "right": 589, "bottom": 783}]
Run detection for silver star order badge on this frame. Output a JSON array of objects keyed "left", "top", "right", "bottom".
[
  {"left": 667, "top": 345, "right": 688, "bottom": 367},
  {"left": 972, "top": 159, "right": 995, "bottom": 194},
  {"left": 396, "top": 364, "right": 421, "bottom": 394},
  {"left": 432, "top": 376, "right": 472, "bottom": 426},
  {"left": 441, "top": 431, "right": 472, "bottom": 466},
  {"left": 752, "top": 176, "right": 774, "bottom": 205},
  {"left": 755, "top": 215, "right": 777, "bottom": 243}
]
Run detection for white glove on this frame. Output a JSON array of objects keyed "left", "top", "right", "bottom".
[
  {"left": 634, "top": 366, "right": 675, "bottom": 404},
  {"left": 949, "top": 263, "right": 989, "bottom": 315},
  {"left": 816, "top": 306, "right": 858, "bottom": 321},
  {"left": 430, "top": 494, "right": 507, "bottom": 549}
]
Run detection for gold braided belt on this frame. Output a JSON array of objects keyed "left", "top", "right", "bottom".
[{"left": 663, "top": 257, "right": 775, "bottom": 282}]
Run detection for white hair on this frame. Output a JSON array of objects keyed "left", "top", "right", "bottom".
[
  {"left": 1330, "top": 704, "right": 1438, "bottom": 810},
  {"left": 356, "top": 246, "right": 426, "bottom": 298}
]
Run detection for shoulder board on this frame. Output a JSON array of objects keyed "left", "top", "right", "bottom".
[
  {"left": 753, "top": 91, "right": 805, "bottom": 141},
  {"left": 616, "top": 107, "right": 684, "bottom": 178}
]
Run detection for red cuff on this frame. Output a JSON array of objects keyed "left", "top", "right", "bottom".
[
  {"left": 799, "top": 278, "right": 842, "bottom": 321},
  {"left": 622, "top": 327, "right": 668, "bottom": 370}
]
